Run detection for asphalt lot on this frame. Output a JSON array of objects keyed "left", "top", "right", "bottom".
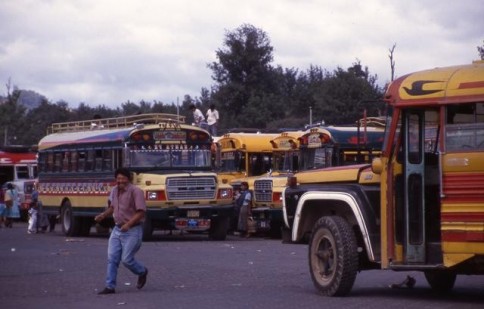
[{"left": 1, "top": 221, "right": 484, "bottom": 309}]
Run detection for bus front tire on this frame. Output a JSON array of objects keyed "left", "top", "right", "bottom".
[
  {"left": 309, "top": 216, "right": 358, "bottom": 297},
  {"left": 209, "top": 216, "right": 228, "bottom": 240}
]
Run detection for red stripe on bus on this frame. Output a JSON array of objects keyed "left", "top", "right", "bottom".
[
  {"left": 441, "top": 212, "right": 484, "bottom": 222},
  {"left": 442, "top": 231, "right": 484, "bottom": 242},
  {"left": 458, "top": 81, "right": 484, "bottom": 89}
]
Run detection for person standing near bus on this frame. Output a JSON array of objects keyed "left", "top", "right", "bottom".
[
  {"left": 4, "top": 183, "right": 20, "bottom": 228},
  {"left": 206, "top": 104, "right": 220, "bottom": 136},
  {"left": 236, "top": 181, "right": 253, "bottom": 238},
  {"left": 27, "top": 182, "right": 39, "bottom": 234},
  {"left": 0, "top": 183, "right": 6, "bottom": 228},
  {"left": 95, "top": 168, "right": 148, "bottom": 295}
]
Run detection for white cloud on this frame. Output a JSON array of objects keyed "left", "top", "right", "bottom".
[{"left": 0, "top": 0, "right": 482, "bottom": 108}]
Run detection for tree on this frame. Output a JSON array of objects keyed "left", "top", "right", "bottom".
[
  {"left": 208, "top": 24, "right": 276, "bottom": 128},
  {"left": 478, "top": 41, "right": 484, "bottom": 60},
  {"left": 0, "top": 88, "right": 27, "bottom": 146}
]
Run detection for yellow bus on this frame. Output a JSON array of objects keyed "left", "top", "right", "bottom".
[
  {"left": 283, "top": 61, "right": 484, "bottom": 296},
  {"left": 214, "top": 132, "right": 279, "bottom": 185},
  {"left": 37, "top": 113, "right": 233, "bottom": 240},
  {"left": 253, "top": 125, "right": 384, "bottom": 236}
]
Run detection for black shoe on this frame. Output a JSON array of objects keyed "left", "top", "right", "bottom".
[
  {"left": 137, "top": 268, "right": 148, "bottom": 289},
  {"left": 97, "top": 287, "right": 115, "bottom": 295}
]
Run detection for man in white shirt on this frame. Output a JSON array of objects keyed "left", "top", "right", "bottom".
[
  {"left": 206, "top": 104, "right": 219, "bottom": 136},
  {"left": 189, "top": 104, "right": 205, "bottom": 127}
]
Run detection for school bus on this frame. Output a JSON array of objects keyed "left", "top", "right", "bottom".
[
  {"left": 283, "top": 61, "right": 484, "bottom": 296},
  {"left": 37, "top": 113, "right": 233, "bottom": 240},
  {"left": 253, "top": 125, "right": 384, "bottom": 236},
  {"left": 214, "top": 132, "right": 279, "bottom": 186},
  {"left": 249, "top": 131, "right": 305, "bottom": 235},
  {"left": 0, "top": 146, "right": 38, "bottom": 216}
]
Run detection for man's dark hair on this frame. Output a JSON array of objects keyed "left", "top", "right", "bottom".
[
  {"left": 189, "top": 104, "right": 196, "bottom": 110},
  {"left": 115, "top": 168, "right": 132, "bottom": 181}
]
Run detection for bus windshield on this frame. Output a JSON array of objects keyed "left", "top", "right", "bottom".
[
  {"left": 272, "top": 151, "right": 299, "bottom": 172},
  {"left": 128, "top": 148, "right": 212, "bottom": 169}
]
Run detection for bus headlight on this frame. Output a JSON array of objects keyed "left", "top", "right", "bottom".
[
  {"left": 217, "top": 188, "right": 233, "bottom": 199},
  {"left": 146, "top": 190, "right": 166, "bottom": 201}
]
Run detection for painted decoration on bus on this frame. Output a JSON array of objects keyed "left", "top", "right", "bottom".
[
  {"left": 307, "top": 133, "right": 322, "bottom": 148},
  {"left": 221, "top": 151, "right": 235, "bottom": 160},
  {"left": 153, "top": 130, "right": 187, "bottom": 141},
  {"left": 277, "top": 138, "right": 294, "bottom": 150},
  {"left": 39, "top": 181, "right": 112, "bottom": 196}
]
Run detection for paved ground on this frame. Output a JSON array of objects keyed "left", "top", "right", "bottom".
[{"left": 1, "top": 222, "right": 484, "bottom": 309}]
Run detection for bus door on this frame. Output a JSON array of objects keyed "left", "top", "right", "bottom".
[{"left": 400, "top": 109, "right": 439, "bottom": 264}]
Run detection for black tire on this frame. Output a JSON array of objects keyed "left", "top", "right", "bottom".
[
  {"left": 61, "top": 201, "right": 82, "bottom": 236},
  {"left": 209, "top": 216, "right": 229, "bottom": 240},
  {"left": 424, "top": 270, "right": 456, "bottom": 293},
  {"left": 269, "top": 221, "right": 282, "bottom": 239},
  {"left": 79, "top": 217, "right": 92, "bottom": 236},
  {"left": 142, "top": 218, "right": 154, "bottom": 241},
  {"left": 308, "top": 216, "right": 359, "bottom": 296}
]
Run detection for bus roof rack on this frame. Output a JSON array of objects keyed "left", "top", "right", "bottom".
[{"left": 48, "top": 113, "right": 186, "bottom": 134}]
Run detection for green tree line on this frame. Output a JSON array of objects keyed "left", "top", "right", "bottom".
[{"left": 1, "top": 24, "right": 388, "bottom": 147}]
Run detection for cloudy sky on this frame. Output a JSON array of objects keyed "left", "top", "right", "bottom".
[{"left": 1, "top": 0, "right": 482, "bottom": 108}]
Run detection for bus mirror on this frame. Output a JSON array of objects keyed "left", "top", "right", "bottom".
[{"left": 371, "top": 157, "right": 382, "bottom": 175}]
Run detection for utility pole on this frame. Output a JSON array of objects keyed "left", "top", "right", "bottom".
[{"left": 309, "top": 106, "right": 312, "bottom": 126}]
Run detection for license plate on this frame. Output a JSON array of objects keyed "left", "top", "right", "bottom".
[
  {"left": 187, "top": 210, "right": 200, "bottom": 218},
  {"left": 188, "top": 219, "right": 198, "bottom": 227},
  {"left": 258, "top": 220, "right": 270, "bottom": 229}
]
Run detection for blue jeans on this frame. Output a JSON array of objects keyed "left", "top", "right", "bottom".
[{"left": 105, "top": 225, "right": 145, "bottom": 289}]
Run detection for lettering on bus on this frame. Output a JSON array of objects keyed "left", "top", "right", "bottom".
[
  {"left": 307, "top": 133, "right": 322, "bottom": 148},
  {"left": 39, "top": 182, "right": 112, "bottom": 195},
  {"left": 153, "top": 130, "right": 187, "bottom": 141}
]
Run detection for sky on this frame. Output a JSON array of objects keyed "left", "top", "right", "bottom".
[{"left": 0, "top": 0, "right": 483, "bottom": 108}]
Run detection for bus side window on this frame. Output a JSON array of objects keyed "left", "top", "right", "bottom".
[
  {"left": 71, "top": 151, "right": 78, "bottom": 172},
  {"left": 54, "top": 152, "right": 63, "bottom": 173},
  {"left": 62, "top": 151, "right": 70, "bottom": 172},
  {"left": 78, "top": 151, "right": 86, "bottom": 172},
  {"left": 86, "top": 150, "right": 95, "bottom": 171},
  {"left": 95, "top": 150, "right": 103, "bottom": 171},
  {"left": 103, "top": 150, "right": 113, "bottom": 171}
]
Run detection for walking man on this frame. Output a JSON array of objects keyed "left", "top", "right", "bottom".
[{"left": 95, "top": 168, "right": 148, "bottom": 294}]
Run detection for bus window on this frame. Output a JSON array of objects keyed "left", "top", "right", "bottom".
[
  {"left": 62, "top": 151, "right": 70, "bottom": 172},
  {"left": 71, "top": 151, "right": 78, "bottom": 172},
  {"left": 86, "top": 150, "right": 95, "bottom": 171},
  {"left": 78, "top": 151, "right": 86, "bottom": 172},
  {"left": 102, "top": 150, "right": 113, "bottom": 171},
  {"left": 54, "top": 152, "right": 63, "bottom": 173},
  {"left": 16, "top": 166, "right": 29, "bottom": 179},
  {"left": 446, "top": 103, "right": 484, "bottom": 151}
]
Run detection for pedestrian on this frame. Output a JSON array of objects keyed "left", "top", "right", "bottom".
[
  {"left": 4, "top": 183, "right": 20, "bottom": 228},
  {"left": 206, "top": 104, "right": 219, "bottom": 136},
  {"left": 94, "top": 168, "right": 148, "bottom": 295},
  {"left": 0, "top": 184, "right": 6, "bottom": 228},
  {"left": 27, "top": 182, "right": 39, "bottom": 234},
  {"left": 189, "top": 104, "right": 205, "bottom": 128},
  {"left": 236, "top": 181, "right": 253, "bottom": 238}
]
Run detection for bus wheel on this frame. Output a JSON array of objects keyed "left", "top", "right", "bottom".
[
  {"left": 424, "top": 270, "right": 456, "bottom": 293},
  {"left": 61, "top": 201, "right": 82, "bottom": 237},
  {"left": 79, "top": 217, "right": 92, "bottom": 236},
  {"left": 209, "top": 216, "right": 228, "bottom": 240},
  {"left": 309, "top": 216, "right": 358, "bottom": 297},
  {"left": 142, "top": 219, "right": 154, "bottom": 241}
]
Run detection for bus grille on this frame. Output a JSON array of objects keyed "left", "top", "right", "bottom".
[
  {"left": 254, "top": 179, "right": 272, "bottom": 202},
  {"left": 166, "top": 177, "right": 217, "bottom": 200}
]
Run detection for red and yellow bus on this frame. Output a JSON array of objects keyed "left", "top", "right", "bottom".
[
  {"left": 283, "top": 61, "right": 484, "bottom": 296},
  {"left": 0, "top": 146, "right": 37, "bottom": 214},
  {"left": 37, "top": 113, "right": 233, "bottom": 240}
]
